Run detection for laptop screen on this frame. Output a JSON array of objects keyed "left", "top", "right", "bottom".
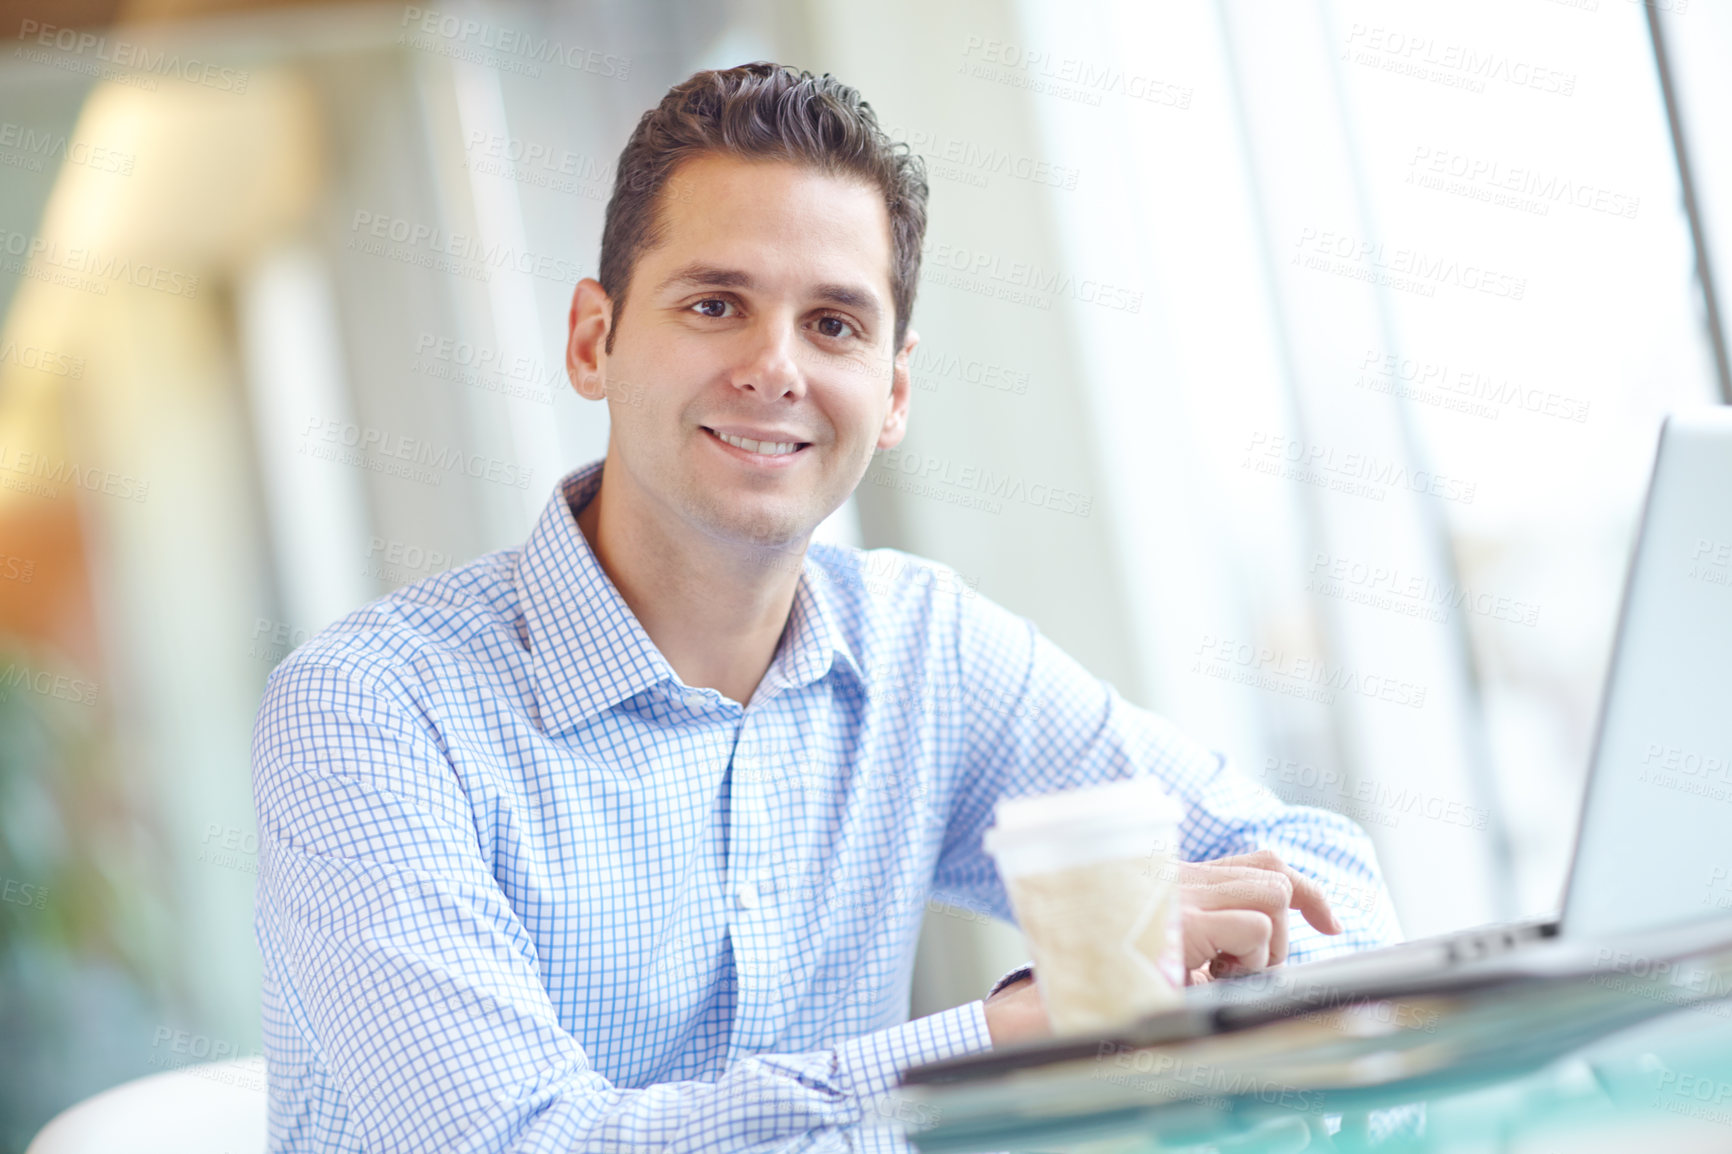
[{"left": 1562, "top": 408, "right": 1732, "bottom": 939}]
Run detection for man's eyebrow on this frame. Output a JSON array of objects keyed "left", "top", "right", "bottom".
[
  {"left": 812, "top": 283, "right": 883, "bottom": 322},
  {"left": 656, "top": 264, "right": 884, "bottom": 323},
  {"left": 656, "top": 264, "right": 755, "bottom": 292}
]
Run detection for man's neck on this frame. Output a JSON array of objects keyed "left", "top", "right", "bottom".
[{"left": 574, "top": 462, "right": 806, "bottom": 708}]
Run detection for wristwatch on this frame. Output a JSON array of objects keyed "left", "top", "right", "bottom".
[{"left": 985, "top": 962, "right": 1035, "bottom": 999}]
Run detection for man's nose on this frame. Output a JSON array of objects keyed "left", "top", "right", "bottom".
[{"left": 730, "top": 318, "right": 804, "bottom": 399}]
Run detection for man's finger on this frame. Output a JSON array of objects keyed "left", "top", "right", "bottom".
[
  {"left": 1236, "top": 850, "right": 1342, "bottom": 935},
  {"left": 1182, "top": 905, "right": 1274, "bottom": 974},
  {"left": 1193, "top": 852, "right": 1343, "bottom": 936},
  {"left": 1282, "top": 865, "right": 1342, "bottom": 935},
  {"left": 1182, "top": 867, "right": 1293, "bottom": 963}
]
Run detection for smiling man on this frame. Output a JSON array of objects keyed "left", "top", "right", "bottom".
[{"left": 252, "top": 63, "right": 1400, "bottom": 1153}]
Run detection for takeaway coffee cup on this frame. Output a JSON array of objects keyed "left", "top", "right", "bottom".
[{"left": 983, "top": 777, "right": 1185, "bottom": 1034}]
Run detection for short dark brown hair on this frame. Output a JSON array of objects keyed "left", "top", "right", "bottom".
[{"left": 598, "top": 62, "right": 928, "bottom": 353}]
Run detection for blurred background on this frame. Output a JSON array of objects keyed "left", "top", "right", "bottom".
[{"left": 0, "top": 0, "right": 1728, "bottom": 1144}]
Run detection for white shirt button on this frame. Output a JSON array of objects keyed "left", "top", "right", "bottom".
[{"left": 735, "top": 880, "right": 761, "bottom": 910}]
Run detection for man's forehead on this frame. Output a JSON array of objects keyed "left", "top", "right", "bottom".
[{"left": 645, "top": 154, "right": 894, "bottom": 305}]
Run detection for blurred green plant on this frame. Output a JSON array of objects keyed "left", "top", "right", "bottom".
[{"left": 0, "top": 639, "right": 181, "bottom": 1152}]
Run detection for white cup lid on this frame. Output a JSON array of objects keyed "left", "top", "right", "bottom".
[{"left": 994, "top": 776, "right": 1182, "bottom": 828}]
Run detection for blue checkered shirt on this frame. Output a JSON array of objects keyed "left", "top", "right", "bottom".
[{"left": 252, "top": 460, "right": 1400, "bottom": 1152}]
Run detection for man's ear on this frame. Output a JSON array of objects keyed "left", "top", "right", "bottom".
[
  {"left": 567, "top": 278, "right": 613, "bottom": 401},
  {"left": 877, "top": 326, "right": 918, "bottom": 451}
]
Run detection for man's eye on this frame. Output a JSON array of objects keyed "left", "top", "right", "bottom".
[
  {"left": 692, "top": 299, "right": 733, "bottom": 319},
  {"left": 815, "top": 315, "right": 857, "bottom": 340}
]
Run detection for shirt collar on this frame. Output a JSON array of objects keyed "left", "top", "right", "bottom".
[
  {"left": 517, "top": 462, "right": 863, "bottom": 736},
  {"left": 763, "top": 550, "right": 866, "bottom": 698}
]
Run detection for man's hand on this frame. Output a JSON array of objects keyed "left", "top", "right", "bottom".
[
  {"left": 982, "top": 974, "right": 1050, "bottom": 1047},
  {"left": 1179, "top": 849, "right": 1342, "bottom": 984}
]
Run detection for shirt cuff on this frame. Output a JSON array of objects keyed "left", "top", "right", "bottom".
[{"left": 836, "top": 1001, "right": 995, "bottom": 1100}]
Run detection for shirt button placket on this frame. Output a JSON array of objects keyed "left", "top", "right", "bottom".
[{"left": 726, "top": 716, "right": 788, "bottom": 1054}]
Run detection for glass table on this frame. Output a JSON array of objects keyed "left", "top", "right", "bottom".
[{"left": 856, "top": 949, "right": 1732, "bottom": 1153}]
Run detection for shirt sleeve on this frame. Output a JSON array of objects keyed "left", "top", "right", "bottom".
[
  {"left": 929, "top": 590, "right": 1403, "bottom": 963},
  {"left": 253, "top": 655, "right": 993, "bottom": 1154}
]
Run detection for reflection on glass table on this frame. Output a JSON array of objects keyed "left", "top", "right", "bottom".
[{"left": 860, "top": 934, "right": 1732, "bottom": 1154}]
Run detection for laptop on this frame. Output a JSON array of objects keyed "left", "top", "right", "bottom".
[{"left": 906, "top": 406, "right": 1732, "bottom": 1082}]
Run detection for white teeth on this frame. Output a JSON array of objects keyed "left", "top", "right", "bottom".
[{"left": 712, "top": 430, "right": 802, "bottom": 456}]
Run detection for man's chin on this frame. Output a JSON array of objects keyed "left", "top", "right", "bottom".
[{"left": 687, "top": 497, "right": 815, "bottom": 554}]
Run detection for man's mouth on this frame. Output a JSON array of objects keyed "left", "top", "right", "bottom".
[{"left": 702, "top": 427, "right": 811, "bottom": 458}]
